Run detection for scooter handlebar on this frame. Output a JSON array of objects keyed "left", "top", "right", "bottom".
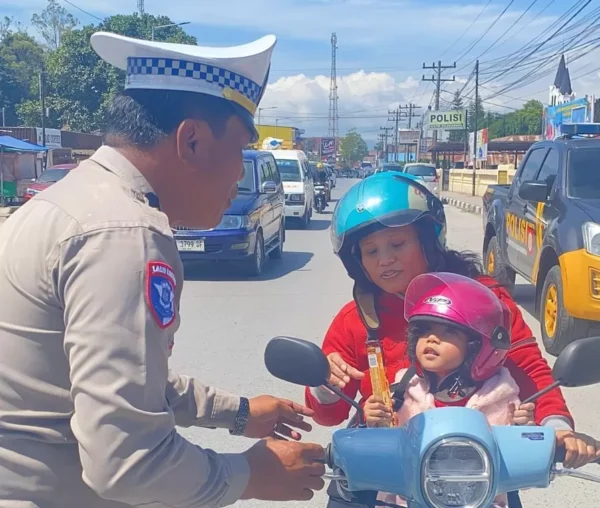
[{"left": 554, "top": 447, "right": 600, "bottom": 465}]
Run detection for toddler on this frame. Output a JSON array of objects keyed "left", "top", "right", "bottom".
[{"left": 365, "top": 272, "right": 535, "bottom": 508}]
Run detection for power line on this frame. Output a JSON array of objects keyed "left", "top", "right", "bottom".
[
  {"left": 439, "top": 0, "right": 493, "bottom": 58},
  {"left": 463, "top": 0, "right": 540, "bottom": 68},
  {"left": 479, "top": 0, "right": 592, "bottom": 88},
  {"left": 62, "top": 0, "right": 105, "bottom": 21},
  {"left": 454, "top": 0, "right": 516, "bottom": 63}
]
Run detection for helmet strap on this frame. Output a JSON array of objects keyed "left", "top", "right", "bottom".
[
  {"left": 352, "top": 281, "right": 381, "bottom": 336},
  {"left": 432, "top": 370, "right": 478, "bottom": 403}
]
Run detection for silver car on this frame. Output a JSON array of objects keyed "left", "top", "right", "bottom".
[{"left": 402, "top": 163, "right": 440, "bottom": 198}]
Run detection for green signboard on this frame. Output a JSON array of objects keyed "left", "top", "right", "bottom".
[{"left": 425, "top": 109, "right": 467, "bottom": 130}]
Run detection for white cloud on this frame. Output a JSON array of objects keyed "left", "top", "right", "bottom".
[{"left": 259, "top": 71, "right": 426, "bottom": 140}]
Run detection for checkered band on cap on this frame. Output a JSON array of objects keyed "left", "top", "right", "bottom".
[{"left": 126, "top": 57, "right": 263, "bottom": 105}]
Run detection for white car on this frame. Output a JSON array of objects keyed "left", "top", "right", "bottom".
[
  {"left": 271, "top": 150, "right": 314, "bottom": 228},
  {"left": 402, "top": 163, "right": 440, "bottom": 198}
]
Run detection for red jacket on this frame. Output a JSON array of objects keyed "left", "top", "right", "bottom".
[{"left": 305, "top": 275, "right": 573, "bottom": 428}]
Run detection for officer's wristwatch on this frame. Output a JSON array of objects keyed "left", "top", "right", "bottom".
[{"left": 230, "top": 396, "right": 250, "bottom": 436}]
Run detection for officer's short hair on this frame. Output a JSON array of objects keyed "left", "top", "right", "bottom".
[{"left": 104, "top": 89, "right": 235, "bottom": 148}]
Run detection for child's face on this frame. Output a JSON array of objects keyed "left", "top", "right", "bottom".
[
  {"left": 415, "top": 323, "right": 469, "bottom": 379},
  {"left": 358, "top": 225, "right": 429, "bottom": 294}
]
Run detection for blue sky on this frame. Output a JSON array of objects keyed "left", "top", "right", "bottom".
[{"left": 4, "top": 0, "right": 600, "bottom": 141}]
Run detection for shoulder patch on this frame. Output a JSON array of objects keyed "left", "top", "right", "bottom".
[{"left": 146, "top": 261, "right": 176, "bottom": 329}]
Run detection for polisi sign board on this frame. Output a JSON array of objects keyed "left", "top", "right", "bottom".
[{"left": 426, "top": 109, "right": 466, "bottom": 131}]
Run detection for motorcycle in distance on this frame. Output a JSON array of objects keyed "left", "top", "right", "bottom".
[
  {"left": 314, "top": 183, "right": 328, "bottom": 214},
  {"left": 264, "top": 335, "right": 600, "bottom": 508}
]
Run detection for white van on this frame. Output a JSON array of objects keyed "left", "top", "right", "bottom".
[{"left": 270, "top": 150, "right": 314, "bottom": 228}]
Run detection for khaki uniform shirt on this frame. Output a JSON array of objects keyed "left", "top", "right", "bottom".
[{"left": 0, "top": 146, "right": 249, "bottom": 508}]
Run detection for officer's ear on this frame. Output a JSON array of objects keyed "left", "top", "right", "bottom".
[{"left": 175, "top": 119, "right": 211, "bottom": 171}]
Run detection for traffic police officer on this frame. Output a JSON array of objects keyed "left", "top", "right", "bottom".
[{"left": 0, "top": 32, "right": 325, "bottom": 507}]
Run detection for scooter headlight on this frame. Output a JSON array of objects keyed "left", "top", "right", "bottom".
[{"left": 421, "top": 438, "right": 493, "bottom": 508}]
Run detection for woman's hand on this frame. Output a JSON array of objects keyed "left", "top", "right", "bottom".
[
  {"left": 364, "top": 395, "right": 392, "bottom": 428},
  {"left": 326, "top": 352, "right": 364, "bottom": 389},
  {"left": 556, "top": 430, "right": 600, "bottom": 469},
  {"left": 510, "top": 402, "right": 535, "bottom": 426}
]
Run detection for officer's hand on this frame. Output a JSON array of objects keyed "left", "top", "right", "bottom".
[
  {"left": 245, "top": 395, "right": 313, "bottom": 440},
  {"left": 241, "top": 438, "right": 326, "bottom": 501}
]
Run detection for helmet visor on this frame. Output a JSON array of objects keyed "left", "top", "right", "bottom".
[
  {"left": 404, "top": 272, "right": 508, "bottom": 341},
  {"left": 330, "top": 173, "right": 444, "bottom": 254}
]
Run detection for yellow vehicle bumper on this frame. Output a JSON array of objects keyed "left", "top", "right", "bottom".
[{"left": 559, "top": 249, "right": 600, "bottom": 321}]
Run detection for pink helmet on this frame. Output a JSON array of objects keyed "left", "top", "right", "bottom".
[{"left": 404, "top": 272, "right": 512, "bottom": 382}]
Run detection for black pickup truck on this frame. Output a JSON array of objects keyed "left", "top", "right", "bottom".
[{"left": 482, "top": 125, "right": 600, "bottom": 355}]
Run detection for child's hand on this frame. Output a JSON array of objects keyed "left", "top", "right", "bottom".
[
  {"left": 364, "top": 395, "right": 392, "bottom": 428},
  {"left": 509, "top": 402, "right": 535, "bottom": 426},
  {"left": 556, "top": 430, "right": 600, "bottom": 469}
]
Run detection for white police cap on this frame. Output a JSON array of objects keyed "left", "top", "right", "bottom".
[{"left": 90, "top": 32, "right": 276, "bottom": 141}]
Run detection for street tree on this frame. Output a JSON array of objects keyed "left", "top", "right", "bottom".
[
  {"left": 31, "top": 0, "right": 78, "bottom": 51},
  {"left": 339, "top": 129, "right": 368, "bottom": 166},
  {"left": 0, "top": 16, "right": 26, "bottom": 42},
  {"left": 17, "top": 13, "right": 196, "bottom": 131},
  {"left": 0, "top": 31, "right": 45, "bottom": 125},
  {"left": 448, "top": 90, "right": 466, "bottom": 142}
]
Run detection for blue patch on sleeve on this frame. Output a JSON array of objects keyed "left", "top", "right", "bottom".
[{"left": 146, "top": 261, "right": 176, "bottom": 329}]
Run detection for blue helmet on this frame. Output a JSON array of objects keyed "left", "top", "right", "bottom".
[{"left": 331, "top": 172, "right": 447, "bottom": 287}]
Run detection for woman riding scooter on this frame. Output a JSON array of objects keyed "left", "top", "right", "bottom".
[{"left": 305, "top": 172, "right": 598, "bottom": 507}]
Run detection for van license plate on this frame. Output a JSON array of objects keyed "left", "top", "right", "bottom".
[{"left": 176, "top": 239, "right": 205, "bottom": 252}]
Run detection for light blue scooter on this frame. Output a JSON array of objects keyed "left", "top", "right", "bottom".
[{"left": 264, "top": 335, "right": 600, "bottom": 508}]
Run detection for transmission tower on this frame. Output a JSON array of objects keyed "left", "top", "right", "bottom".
[
  {"left": 328, "top": 33, "right": 339, "bottom": 140},
  {"left": 137, "top": 0, "right": 145, "bottom": 15}
]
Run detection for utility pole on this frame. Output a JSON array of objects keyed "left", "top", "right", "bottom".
[
  {"left": 407, "top": 103, "right": 422, "bottom": 162},
  {"left": 388, "top": 108, "right": 406, "bottom": 162},
  {"left": 1, "top": 108, "right": 5, "bottom": 127},
  {"left": 471, "top": 60, "right": 479, "bottom": 197},
  {"left": 39, "top": 68, "right": 47, "bottom": 148},
  {"left": 380, "top": 127, "right": 393, "bottom": 162},
  {"left": 422, "top": 60, "right": 456, "bottom": 165}
]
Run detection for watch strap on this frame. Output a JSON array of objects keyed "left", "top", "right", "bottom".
[{"left": 229, "top": 396, "right": 250, "bottom": 436}]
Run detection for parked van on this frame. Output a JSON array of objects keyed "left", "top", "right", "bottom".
[{"left": 270, "top": 150, "right": 314, "bottom": 228}]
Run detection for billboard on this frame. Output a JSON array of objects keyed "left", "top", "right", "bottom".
[
  {"left": 425, "top": 109, "right": 467, "bottom": 130},
  {"left": 543, "top": 97, "right": 594, "bottom": 140},
  {"left": 398, "top": 129, "right": 420, "bottom": 144},
  {"left": 320, "top": 137, "right": 336, "bottom": 157},
  {"left": 468, "top": 128, "right": 488, "bottom": 161},
  {"left": 35, "top": 127, "right": 62, "bottom": 148}
]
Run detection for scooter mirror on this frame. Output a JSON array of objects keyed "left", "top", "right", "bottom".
[
  {"left": 265, "top": 336, "right": 330, "bottom": 387},
  {"left": 553, "top": 336, "right": 600, "bottom": 387}
]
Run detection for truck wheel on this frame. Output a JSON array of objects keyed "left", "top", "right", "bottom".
[
  {"left": 540, "top": 265, "right": 597, "bottom": 356},
  {"left": 484, "top": 236, "right": 515, "bottom": 294}
]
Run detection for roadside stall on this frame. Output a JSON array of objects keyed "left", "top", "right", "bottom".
[{"left": 0, "top": 136, "right": 48, "bottom": 206}]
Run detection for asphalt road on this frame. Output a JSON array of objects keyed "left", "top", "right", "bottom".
[{"left": 170, "top": 178, "right": 600, "bottom": 507}]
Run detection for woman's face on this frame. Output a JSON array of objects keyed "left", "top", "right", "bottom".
[
  {"left": 415, "top": 323, "right": 469, "bottom": 380},
  {"left": 358, "top": 225, "right": 429, "bottom": 294}
]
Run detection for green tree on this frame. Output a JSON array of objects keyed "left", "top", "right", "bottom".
[
  {"left": 0, "top": 16, "right": 26, "bottom": 42},
  {"left": 448, "top": 90, "right": 466, "bottom": 142},
  {"left": 31, "top": 0, "right": 78, "bottom": 50},
  {"left": 467, "top": 95, "right": 485, "bottom": 134},
  {"left": 339, "top": 129, "right": 368, "bottom": 166},
  {"left": 486, "top": 99, "right": 544, "bottom": 139},
  {"left": 17, "top": 13, "right": 197, "bottom": 131},
  {"left": 0, "top": 31, "right": 45, "bottom": 125}
]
